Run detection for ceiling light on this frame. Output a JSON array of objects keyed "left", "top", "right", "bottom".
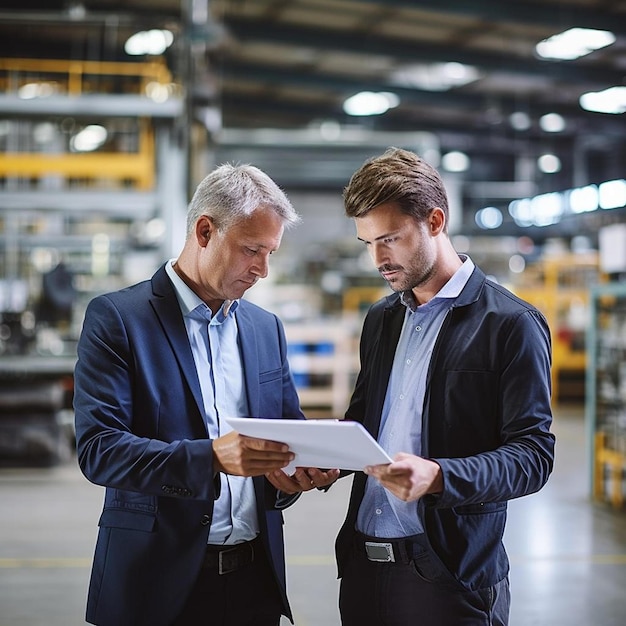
[
  {"left": 441, "top": 151, "right": 470, "bottom": 173},
  {"left": 530, "top": 192, "right": 564, "bottom": 226},
  {"left": 536, "top": 27, "right": 615, "bottom": 61},
  {"left": 569, "top": 185, "right": 598, "bottom": 213},
  {"left": 598, "top": 179, "right": 626, "bottom": 210},
  {"left": 125, "top": 29, "right": 174, "bottom": 56},
  {"left": 391, "top": 62, "right": 480, "bottom": 92},
  {"left": 475, "top": 206, "right": 503, "bottom": 230},
  {"left": 70, "top": 125, "right": 107, "bottom": 152},
  {"left": 580, "top": 86, "right": 626, "bottom": 114},
  {"left": 539, "top": 113, "right": 565, "bottom": 133},
  {"left": 17, "top": 82, "right": 55, "bottom": 99},
  {"left": 537, "top": 154, "right": 561, "bottom": 174},
  {"left": 342, "top": 92, "right": 399, "bottom": 116},
  {"left": 145, "top": 81, "right": 170, "bottom": 103},
  {"left": 509, "top": 111, "right": 531, "bottom": 131}
]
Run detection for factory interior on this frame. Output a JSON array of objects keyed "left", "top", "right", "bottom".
[{"left": 1, "top": 1, "right": 626, "bottom": 624}]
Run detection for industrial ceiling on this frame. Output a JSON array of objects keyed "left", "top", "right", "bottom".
[{"left": 0, "top": 0, "right": 625, "bottom": 237}]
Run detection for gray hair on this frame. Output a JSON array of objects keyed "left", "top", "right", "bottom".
[
  {"left": 343, "top": 147, "right": 450, "bottom": 231},
  {"left": 186, "top": 162, "right": 300, "bottom": 237}
]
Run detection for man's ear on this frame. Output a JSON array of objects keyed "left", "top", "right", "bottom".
[
  {"left": 428, "top": 207, "right": 446, "bottom": 235},
  {"left": 195, "top": 215, "right": 215, "bottom": 246}
]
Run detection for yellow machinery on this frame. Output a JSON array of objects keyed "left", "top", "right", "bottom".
[
  {"left": 0, "top": 57, "right": 174, "bottom": 189},
  {"left": 513, "top": 252, "right": 604, "bottom": 403}
]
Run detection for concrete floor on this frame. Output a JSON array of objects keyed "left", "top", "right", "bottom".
[{"left": 1, "top": 403, "right": 625, "bottom": 625}]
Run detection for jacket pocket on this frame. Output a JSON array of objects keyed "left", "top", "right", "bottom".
[
  {"left": 453, "top": 501, "right": 507, "bottom": 515},
  {"left": 98, "top": 508, "right": 156, "bottom": 532}
]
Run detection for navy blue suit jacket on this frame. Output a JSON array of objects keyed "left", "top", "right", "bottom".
[{"left": 74, "top": 264, "right": 304, "bottom": 626}]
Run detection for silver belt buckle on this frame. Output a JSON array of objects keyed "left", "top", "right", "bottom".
[{"left": 365, "top": 541, "right": 395, "bottom": 563}]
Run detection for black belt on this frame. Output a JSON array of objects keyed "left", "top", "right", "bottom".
[
  {"left": 203, "top": 538, "right": 258, "bottom": 575},
  {"left": 355, "top": 532, "right": 424, "bottom": 564}
]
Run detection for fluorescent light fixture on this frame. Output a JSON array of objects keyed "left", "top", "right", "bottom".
[
  {"left": 441, "top": 151, "right": 470, "bottom": 173},
  {"left": 509, "top": 111, "right": 531, "bottom": 131},
  {"left": 569, "top": 185, "right": 598, "bottom": 213},
  {"left": 598, "top": 179, "right": 626, "bottom": 210},
  {"left": 17, "top": 82, "right": 55, "bottom": 99},
  {"left": 71, "top": 124, "right": 107, "bottom": 152},
  {"left": 508, "top": 178, "right": 625, "bottom": 228},
  {"left": 475, "top": 206, "right": 503, "bottom": 230},
  {"left": 530, "top": 192, "right": 564, "bottom": 226},
  {"left": 536, "top": 27, "right": 615, "bottom": 60},
  {"left": 580, "top": 86, "right": 626, "bottom": 114},
  {"left": 537, "top": 154, "right": 561, "bottom": 174},
  {"left": 509, "top": 193, "right": 563, "bottom": 227},
  {"left": 509, "top": 198, "right": 533, "bottom": 227},
  {"left": 539, "top": 113, "right": 565, "bottom": 133},
  {"left": 145, "top": 81, "right": 170, "bottom": 103},
  {"left": 343, "top": 92, "right": 399, "bottom": 116},
  {"left": 125, "top": 29, "right": 174, "bottom": 56},
  {"left": 391, "top": 61, "right": 480, "bottom": 91}
]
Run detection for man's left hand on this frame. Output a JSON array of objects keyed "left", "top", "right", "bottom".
[
  {"left": 364, "top": 453, "right": 443, "bottom": 502},
  {"left": 266, "top": 466, "right": 340, "bottom": 494}
]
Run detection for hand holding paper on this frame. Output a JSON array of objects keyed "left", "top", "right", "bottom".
[{"left": 225, "top": 417, "right": 392, "bottom": 475}]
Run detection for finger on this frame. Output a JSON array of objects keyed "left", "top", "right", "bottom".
[
  {"left": 313, "top": 468, "right": 340, "bottom": 487},
  {"left": 364, "top": 464, "right": 388, "bottom": 478},
  {"left": 267, "top": 470, "right": 304, "bottom": 494},
  {"left": 291, "top": 468, "right": 316, "bottom": 490},
  {"left": 241, "top": 435, "right": 290, "bottom": 453},
  {"left": 265, "top": 470, "right": 295, "bottom": 492}
]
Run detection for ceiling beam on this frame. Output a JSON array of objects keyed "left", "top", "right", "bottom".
[
  {"left": 223, "top": 16, "right": 625, "bottom": 86},
  {"left": 218, "top": 60, "right": 626, "bottom": 132},
  {"left": 340, "top": 0, "right": 626, "bottom": 35}
]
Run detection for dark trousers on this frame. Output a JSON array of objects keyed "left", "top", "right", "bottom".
[
  {"left": 172, "top": 541, "right": 283, "bottom": 626},
  {"left": 339, "top": 536, "right": 510, "bottom": 626}
]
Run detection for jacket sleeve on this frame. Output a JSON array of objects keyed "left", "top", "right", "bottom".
[{"left": 74, "top": 294, "right": 216, "bottom": 501}]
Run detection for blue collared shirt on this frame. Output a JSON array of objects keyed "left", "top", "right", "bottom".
[
  {"left": 165, "top": 260, "right": 259, "bottom": 544},
  {"left": 356, "top": 256, "right": 475, "bottom": 538}
]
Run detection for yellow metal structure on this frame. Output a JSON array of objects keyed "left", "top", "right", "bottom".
[
  {"left": 513, "top": 253, "right": 604, "bottom": 402},
  {"left": 0, "top": 57, "right": 172, "bottom": 95},
  {"left": 0, "top": 119, "right": 155, "bottom": 189},
  {"left": 0, "top": 58, "right": 172, "bottom": 190}
]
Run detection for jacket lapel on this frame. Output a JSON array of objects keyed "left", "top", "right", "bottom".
[
  {"left": 235, "top": 302, "right": 261, "bottom": 417},
  {"left": 149, "top": 266, "right": 206, "bottom": 422},
  {"left": 367, "top": 296, "right": 405, "bottom": 435}
]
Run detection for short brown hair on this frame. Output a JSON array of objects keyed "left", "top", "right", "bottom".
[{"left": 343, "top": 147, "right": 449, "bottom": 229}]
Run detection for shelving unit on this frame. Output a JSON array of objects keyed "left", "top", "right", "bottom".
[
  {"left": 284, "top": 320, "right": 359, "bottom": 418},
  {"left": 586, "top": 282, "right": 626, "bottom": 509}
]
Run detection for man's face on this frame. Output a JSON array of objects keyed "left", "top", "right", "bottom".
[
  {"left": 355, "top": 201, "right": 436, "bottom": 294},
  {"left": 199, "top": 206, "right": 284, "bottom": 304}
]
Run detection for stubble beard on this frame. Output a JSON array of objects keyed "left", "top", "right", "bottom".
[{"left": 385, "top": 259, "right": 436, "bottom": 294}]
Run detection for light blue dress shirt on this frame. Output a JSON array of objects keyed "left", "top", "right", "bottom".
[
  {"left": 356, "top": 256, "right": 475, "bottom": 538},
  {"left": 165, "top": 260, "right": 259, "bottom": 545}
]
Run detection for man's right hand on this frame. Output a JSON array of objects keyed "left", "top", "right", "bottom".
[{"left": 212, "top": 430, "right": 295, "bottom": 477}]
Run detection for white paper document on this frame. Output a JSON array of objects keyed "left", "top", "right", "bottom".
[{"left": 225, "top": 417, "right": 392, "bottom": 474}]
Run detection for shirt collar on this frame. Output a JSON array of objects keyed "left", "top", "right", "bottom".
[
  {"left": 165, "top": 259, "right": 238, "bottom": 320},
  {"left": 400, "top": 254, "right": 474, "bottom": 311}
]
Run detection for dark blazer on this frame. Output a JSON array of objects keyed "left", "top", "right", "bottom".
[
  {"left": 336, "top": 266, "right": 555, "bottom": 591},
  {"left": 74, "top": 264, "right": 304, "bottom": 626}
]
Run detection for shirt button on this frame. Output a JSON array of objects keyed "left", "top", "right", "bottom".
[
  {"left": 375, "top": 508, "right": 382, "bottom": 515},
  {"left": 406, "top": 359, "right": 411, "bottom": 365},
  {"left": 415, "top": 326, "right": 421, "bottom": 332},
  {"left": 399, "top": 394, "right": 404, "bottom": 400}
]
